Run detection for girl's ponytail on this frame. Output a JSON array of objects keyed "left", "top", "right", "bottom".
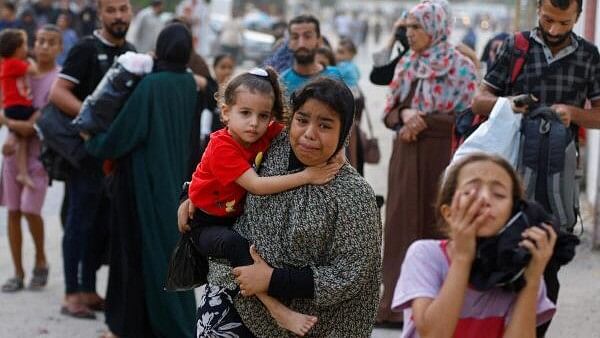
[{"left": 264, "top": 66, "right": 288, "bottom": 122}]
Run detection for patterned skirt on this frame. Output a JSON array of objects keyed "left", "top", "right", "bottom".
[{"left": 196, "top": 284, "right": 257, "bottom": 338}]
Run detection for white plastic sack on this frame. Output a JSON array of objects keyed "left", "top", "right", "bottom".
[
  {"left": 117, "top": 51, "right": 154, "bottom": 75},
  {"left": 451, "top": 97, "right": 522, "bottom": 167}
]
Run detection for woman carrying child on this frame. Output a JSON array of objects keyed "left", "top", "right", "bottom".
[
  {"left": 179, "top": 67, "right": 341, "bottom": 336},
  {"left": 392, "top": 153, "right": 557, "bottom": 337},
  {"left": 180, "top": 77, "right": 382, "bottom": 337},
  {"left": 0, "top": 25, "right": 62, "bottom": 292}
]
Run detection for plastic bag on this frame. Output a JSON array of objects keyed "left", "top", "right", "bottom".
[
  {"left": 72, "top": 63, "right": 143, "bottom": 134},
  {"left": 164, "top": 233, "right": 208, "bottom": 292},
  {"left": 451, "top": 97, "right": 522, "bottom": 167}
]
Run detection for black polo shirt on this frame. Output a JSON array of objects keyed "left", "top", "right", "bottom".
[{"left": 59, "top": 31, "right": 136, "bottom": 101}]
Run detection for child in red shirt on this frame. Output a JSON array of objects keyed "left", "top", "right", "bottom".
[
  {"left": 0, "top": 29, "right": 39, "bottom": 187},
  {"left": 181, "top": 68, "right": 341, "bottom": 336}
]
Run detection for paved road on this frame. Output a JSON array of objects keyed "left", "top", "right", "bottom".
[{"left": 1, "top": 31, "right": 600, "bottom": 338}]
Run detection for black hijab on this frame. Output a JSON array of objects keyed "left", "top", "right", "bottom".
[
  {"left": 153, "top": 23, "right": 193, "bottom": 73},
  {"left": 288, "top": 77, "right": 355, "bottom": 170}
]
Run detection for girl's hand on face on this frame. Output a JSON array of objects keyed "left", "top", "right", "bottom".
[
  {"left": 521, "top": 224, "right": 557, "bottom": 282},
  {"left": 304, "top": 162, "right": 342, "bottom": 185},
  {"left": 448, "top": 188, "right": 490, "bottom": 262},
  {"left": 177, "top": 199, "right": 193, "bottom": 233},
  {"left": 232, "top": 245, "right": 274, "bottom": 296}
]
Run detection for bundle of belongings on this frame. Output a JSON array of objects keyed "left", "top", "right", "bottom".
[
  {"left": 35, "top": 52, "right": 153, "bottom": 170},
  {"left": 72, "top": 52, "right": 153, "bottom": 134},
  {"left": 469, "top": 200, "right": 580, "bottom": 292}
]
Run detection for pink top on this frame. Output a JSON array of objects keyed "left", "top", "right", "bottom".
[{"left": 392, "top": 240, "right": 556, "bottom": 338}]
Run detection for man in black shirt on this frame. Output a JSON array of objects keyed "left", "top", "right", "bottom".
[{"left": 49, "top": 0, "right": 134, "bottom": 320}]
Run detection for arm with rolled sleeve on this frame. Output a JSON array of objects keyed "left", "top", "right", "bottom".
[
  {"left": 571, "top": 49, "right": 600, "bottom": 129},
  {"left": 471, "top": 35, "right": 513, "bottom": 117},
  {"left": 49, "top": 41, "right": 94, "bottom": 116}
]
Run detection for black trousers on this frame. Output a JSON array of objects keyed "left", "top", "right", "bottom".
[{"left": 191, "top": 225, "right": 253, "bottom": 268}]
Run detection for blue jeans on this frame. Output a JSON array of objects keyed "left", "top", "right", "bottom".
[{"left": 62, "top": 161, "right": 107, "bottom": 294}]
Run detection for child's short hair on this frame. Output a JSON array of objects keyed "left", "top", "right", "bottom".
[
  {"left": 435, "top": 153, "right": 525, "bottom": 234},
  {"left": 338, "top": 37, "right": 357, "bottom": 55},
  {"left": 213, "top": 53, "right": 235, "bottom": 68},
  {"left": 0, "top": 28, "right": 25, "bottom": 58},
  {"left": 316, "top": 47, "right": 336, "bottom": 66},
  {"left": 219, "top": 66, "right": 287, "bottom": 122},
  {"left": 38, "top": 24, "right": 62, "bottom": 36}
]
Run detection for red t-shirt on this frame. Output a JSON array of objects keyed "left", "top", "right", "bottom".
[
  {"left": 189, "top": 122, "right": 284, "bottom": 217},
  {"left": 0, "top": 58, "right": 32, "bottom": 107}
]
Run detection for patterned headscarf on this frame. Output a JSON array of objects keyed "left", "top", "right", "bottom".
[{"left": 384, "top": 0, "right": 477, "bottom": 116}]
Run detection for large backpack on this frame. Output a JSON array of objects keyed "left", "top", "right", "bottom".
[
  {"left": 453, "top": 32, "right": 530, "bottom": 151},
  {"left": 517, "top": 107, "right": 579, "bottom": 231},
  {"left": 37, "top": 36, "right": 114, "bottom": 183}
]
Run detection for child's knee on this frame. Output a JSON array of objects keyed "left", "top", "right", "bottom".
[{"left": 221, "top": 231, "right": 248, "bottom": 250}]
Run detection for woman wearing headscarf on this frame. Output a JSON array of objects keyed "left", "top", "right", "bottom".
[
  {"left": 377, "top": 0, "right": 478, "bottom": 326},
  {"left": 180, "top": 77, "right": 382, "bottom": 337},
  {"left": 85, "top": 23, "right": 197, "bottom": 338}
]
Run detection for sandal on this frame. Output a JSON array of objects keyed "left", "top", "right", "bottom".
[
  {"left": 60, "top": 303, "right": 96, "bottom": 320},
  {"left": 29, "top": 266, "right": 49, "bottom": 290},
  {"left": 87, "top": 298, "right": 106, "bottom": 312},
  {"left": 1, "top": 277, "right": 24, "bottom": 293}
]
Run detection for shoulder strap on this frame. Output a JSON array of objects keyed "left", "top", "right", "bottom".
[
  {"left": 510, "top": 31, "right": 530, "bottom": 84},
  {"left": 364, "top": 103, "right": 375, "bottom": 137}
]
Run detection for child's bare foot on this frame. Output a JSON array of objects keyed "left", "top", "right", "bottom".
[
  {"left": 16, "top": 174, "right": 34, "bottom": 188},
  {"left": 271, "top": 307, "right": 318, "bottom": 337}
]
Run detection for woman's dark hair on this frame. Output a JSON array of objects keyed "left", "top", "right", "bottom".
[
  {"left": 338, "top": 37, "right": 357, "bottom": 55},
  {"left": 316, "top": 47, "right": 336, "bottom": 66},
  {"left": 154, "top": 23, "right": 193, "bottom": 71},
  {"left": 0, "top": 29, "right": 25, "bottom": 58},
  {"left": 538, "top": 0, "right": 582, "bottom": 16},
  {"left": 290, "top": 77, "right": 355, "bottom": 153},
  {"left": 213, "top": 53, "right": 235, "bottom": 68},
  {"left": 290, "top": 77, "right": 354, "bottom": 118},
  {"left": 435, "top": 153, "right": 525, "bottom": 235},
  {"left": 219, "top": 66, "right": 287, "bottom": 122}
]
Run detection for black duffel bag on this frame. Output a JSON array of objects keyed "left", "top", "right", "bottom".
[{"left": 35, "top": 103, "right": 86, "bottom": 170}]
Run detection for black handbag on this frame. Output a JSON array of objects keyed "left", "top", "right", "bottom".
[
  {"left": 35, "top": 103, "right": 86, "bottom": 169},
  {"left": 164, "top": 232, "right": 208, "bottom": 291}
]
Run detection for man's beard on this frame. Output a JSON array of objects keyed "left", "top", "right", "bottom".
[
  {"left": 294, "top": 48, "right": 316, "bottom": 65},
  {"left": 539, "top": 23, "right": 571, "bottom": 47},
  {"left": 104, "top": 20, "right": 129, "bottom": 39}
]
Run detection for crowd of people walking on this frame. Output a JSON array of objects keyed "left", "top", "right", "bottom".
[{"left": 0, "top": 0, "right": 596, "bottom": 337}]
